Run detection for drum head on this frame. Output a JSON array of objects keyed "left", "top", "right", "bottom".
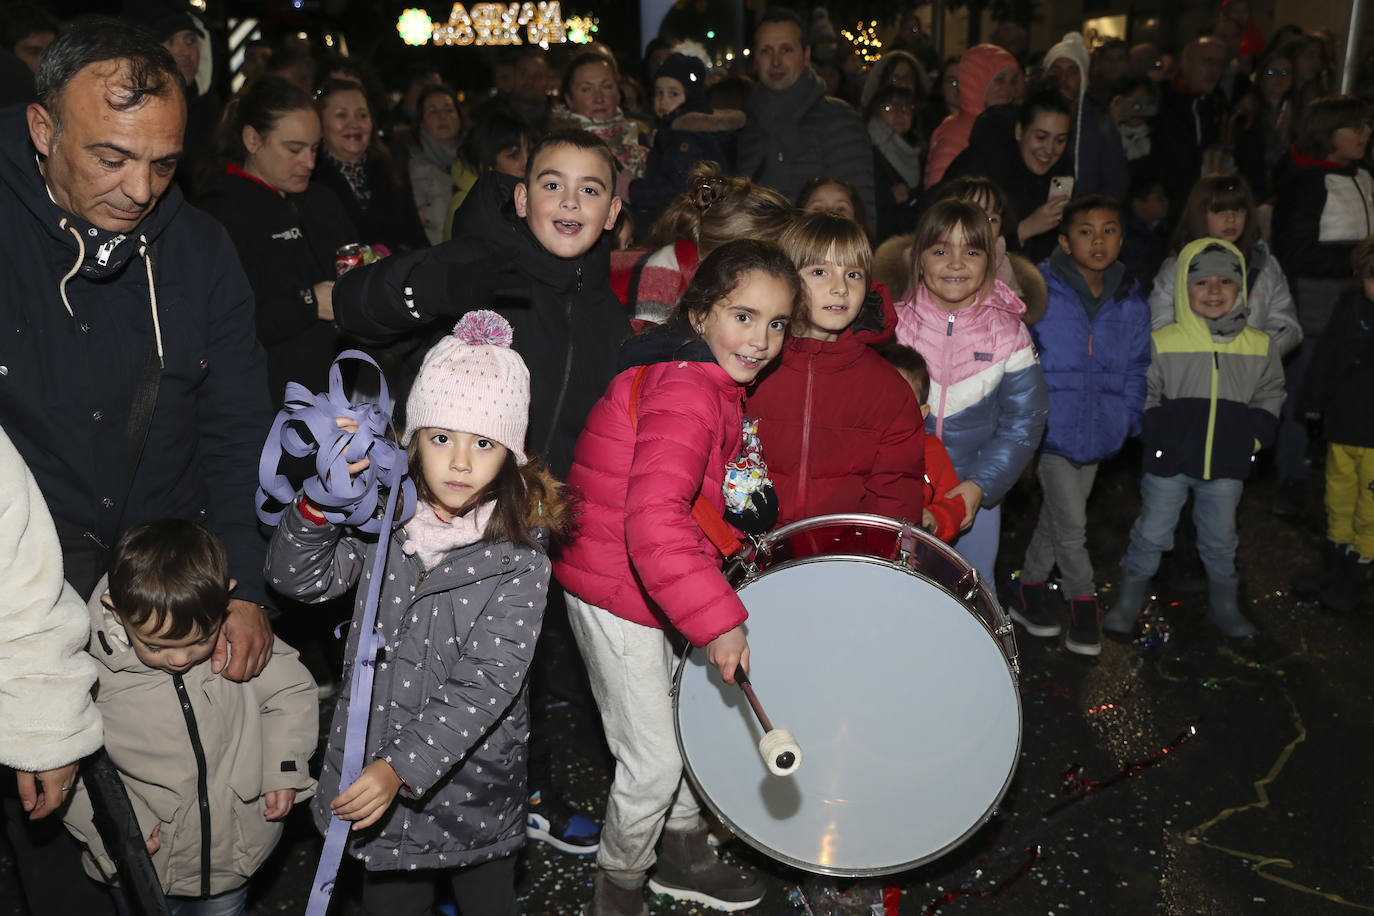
[{"left": 676, "top": 556, "right": 1021, "bottom": 876}]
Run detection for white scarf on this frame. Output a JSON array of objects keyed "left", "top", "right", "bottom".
[{"left": 868, "top": 118, "right": 923, "bottom": 188}]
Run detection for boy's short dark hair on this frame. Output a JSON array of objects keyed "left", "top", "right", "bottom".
[
  {"left": 1059, "top": 193, "right": 1123, "bottom": 235},
  {"left": 1353, "top": 237, "right": 1374, "bottom": 280},
  {"left": 523, "top": 129, "right": 619, "bottom": 189},
  {"left": 107, "top": 519, "right": 231, "bottom": 641},
  {"left": 1127, "top": 175, "right": 1166, "bottom": 203},
  {"left": 1296, "top": 95, "right": 1371, "bottom": 159},
  {"left": 876, "top": 343, "right": 929, "bottom": 404}
]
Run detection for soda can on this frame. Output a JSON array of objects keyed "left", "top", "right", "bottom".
[{"left": 336, "top": 243, "right": 366, "bottom": 277}]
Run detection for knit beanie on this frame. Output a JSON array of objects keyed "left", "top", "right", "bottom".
[
  {"left": 403, "top": 311, "right": 530, "bottom": 464},
  {"left": 655, "top": 52, "right": 709, "bottom": 112},
  {"left": 1043, "top": 32, "right": 1089, "bottom": 104}
]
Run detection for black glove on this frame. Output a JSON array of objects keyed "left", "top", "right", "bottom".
[{"left": 725, "top": 482, "right": 778, "bottom": 536}]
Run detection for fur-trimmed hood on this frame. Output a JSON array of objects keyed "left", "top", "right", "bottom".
[{"left": 667, "top": 108, "right": 747, "bottom": 133}]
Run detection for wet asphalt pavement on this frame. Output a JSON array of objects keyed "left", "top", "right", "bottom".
[{"left": 5, "top": 446, "right": 1374, "bottom": 915}]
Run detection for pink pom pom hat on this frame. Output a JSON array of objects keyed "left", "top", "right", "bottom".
[{"left": 402, "top": 310, "right": 531, "bottom": 464}]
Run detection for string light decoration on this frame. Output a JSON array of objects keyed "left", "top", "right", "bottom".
[
  {"left": 564, "top": 13, "right": 598, "bottom": 44},
  {"left": 397, "top": 8, "right": 434, "bottom": 46},
  {"left": 840, "top": 19, "right": 883, "bottom": 63},
  {"left": 408, "top": 2, "right": 568, "bottom": 47}
]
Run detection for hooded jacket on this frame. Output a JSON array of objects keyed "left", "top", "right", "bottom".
[
  {"left": 331, "top": 170, "right": 632, "bottom": 477},
  {"left": 0, "top": 107, "right": 273, "bottom": 605},
  {"left": 266, "top": 501, "right": 550, "bottom": 871},
  {"left": 63, "top": 580, "right": 317, "bottom": 898},
  {"left": 1031, "top": 250, "right": 1152, "bottom": 464},
  {"left": 894, "top": 279, "right": 1048, "bottom": 506},
  {"left": 738, "top": 67, "right": 877, "bottom": 235},
  {"left": 197, "top": 167, "right": 358, "bottom": 405},
  {"left": 1142, "top": 238, "right": 1286, "bottom": 480},
  {"left": 1301, "top": 283, "right": 1374, "bottom": 448},
  {"left": 746, "top": 283, "right": 926, "bottom": 525},
  {"left": 630, "top": 107, "right": 746, "bottom": 229},
  {"left": 1148, "top": 238, "right": 1302, "bottom": 358},
  {"left": 554, "top": 327, "right": 749, "bottom": 647},
  {"left": 924, "top": 44, "right": 1018, "bottom": 187}
]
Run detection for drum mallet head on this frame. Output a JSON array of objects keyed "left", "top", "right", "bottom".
[
  {"left": 735, "top": 669, "right": 802, "bottom": 776},
  {"left": 758, "top": 728, "right": 802, "bottom": 776}
]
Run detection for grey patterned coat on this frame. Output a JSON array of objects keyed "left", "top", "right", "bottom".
[{"left": 265, "top": 501, "right": 549, "bottom": 871}]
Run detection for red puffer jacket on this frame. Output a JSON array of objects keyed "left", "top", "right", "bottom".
[
  {"left": 746, "top": 283, "right": 925, "bottom": 526},
  {"left": 554, "top": 331, "right": 748, "bottom": 647}
]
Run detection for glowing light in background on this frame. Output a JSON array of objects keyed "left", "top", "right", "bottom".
[
  {"left": 397, "top": 8, "right": 434, "bottom": 46},
  {"left": 565, "top": 14, "right": 598, "bottom": 44},
  {"left": 840, "top": 19, "right": 883, "bottom": 63}
]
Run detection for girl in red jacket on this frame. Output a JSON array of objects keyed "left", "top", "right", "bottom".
[
  {"left": 747, "top": 210, "right": 926, "bottom": 526},
  {"left": 553, "top": 240, "right": 802, "bottom": 916}
]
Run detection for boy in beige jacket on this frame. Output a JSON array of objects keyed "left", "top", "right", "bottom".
[{"left": 63, "top": 519, "right": 317, "bottom": 915}]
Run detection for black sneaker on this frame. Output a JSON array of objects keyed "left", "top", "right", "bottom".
[
  {"left": 1010, "top": 580, "right": 1061, "bottom": 638},
  {"left": 527, "top": 791, "right": 600, "bottom": 855},
  {"left": 1064, "top": 596, "right": 1102, "bottom": 656}
]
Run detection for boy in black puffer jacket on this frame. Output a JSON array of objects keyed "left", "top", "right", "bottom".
[{"left": 1301, "top": 239, "right": 1374, "bottom": 612}]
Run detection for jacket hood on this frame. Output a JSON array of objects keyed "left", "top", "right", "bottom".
[
  {"left": 1172, "top": 237, "right": 1249, "bottom": 337},
  {"left": 84, "top": 582, "right": 196, "bottom": 679},
  {"left": 0, "top": 106, "right": 183, "bottom": 282},
  {"left": 667, "top": 108, "right": 746, "bottom": 133},
  {"left": 616, "top": 322, "right": 716, "bottom": 371},
  {"left": 453, "top": 168, "right": 614, "bottom": 293},
  {"left": 957, "top": 45, "right": 1019, "bottom": 117}
]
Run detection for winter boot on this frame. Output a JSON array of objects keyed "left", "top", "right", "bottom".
[
  {"left": 647, "top": 823, "right": 765, "bottom": 911},
  {"left": 1064, "top": 596, "right": 1102, "bottom": 656},
  {"left": 585, "top": 871, "right": 648, "bottom": 916},
  {"left": 1102, "top": 572, "right": 1150, "bottom": 635},
  {"left": 1319, "top": 548, "right": 1374, "bottom": 613},
  {"left": 1204, "top": 576, "right": 1257, "bottom": 638},
  {"left": 1010, "top": 580, "right": 1061, "bottom": 637},
  {"left": 1293, "top": 540, "right": 1351, "bottom": 598}
]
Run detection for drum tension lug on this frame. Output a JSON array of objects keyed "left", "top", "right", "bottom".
[{"left": 994, "top": 622, "right": 1015, "bottom": 639}]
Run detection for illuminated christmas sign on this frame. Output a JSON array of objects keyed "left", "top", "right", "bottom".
[{"left": 398, "top": 2, "right": 568, "bottom": 47}]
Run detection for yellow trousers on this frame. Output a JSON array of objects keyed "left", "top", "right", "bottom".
[{"left": 1325, "top": 443, "right": 1374, "bottom": 558}]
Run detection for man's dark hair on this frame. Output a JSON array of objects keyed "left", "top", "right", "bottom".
[
  {"left": 107, "top": 519, "right": 231, "bottom": 641},
  {"left": 757, "top": 7, "right": 808, "bottom": 47},
  {"left": 1059, "top": 193, "right": 1124, "bottom": 235},
  {"left": 35, "top": 17, "right": 180, "bottom": 131},
  {"left": 1018, "top": 82, "right": 1073, "bottom": 127},
  {"left": 2, "top": 4, "right": 60, "bottom": 51}
]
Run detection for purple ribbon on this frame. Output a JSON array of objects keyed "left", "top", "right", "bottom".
[
  {"left": 254, "top": 350, "right": 412, "bottom": 915},
  {"left": 257, "top": 349, "right": 416, "bottom": 533}
]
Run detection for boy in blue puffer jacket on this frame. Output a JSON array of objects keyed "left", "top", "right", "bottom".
[{"left": 1012, "top": 194, "right": 1151, "bottom": 656}]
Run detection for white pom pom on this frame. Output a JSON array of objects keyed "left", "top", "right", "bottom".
[{"left": 452, "top": 310, "right": 514, "bottom": 348}]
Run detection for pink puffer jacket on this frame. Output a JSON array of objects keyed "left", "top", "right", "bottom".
[{"left": 555, "top": 346, "right": 748, "bottom": 647}]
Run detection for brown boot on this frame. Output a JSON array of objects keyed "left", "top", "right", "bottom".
[
  {"left": 584, "top": 871, "right": 647, "bottom": 916},
  {"left": 647, "top": 823, "right": 765, "bottom": 911}
]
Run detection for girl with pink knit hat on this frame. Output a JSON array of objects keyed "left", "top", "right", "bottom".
[{"left": 266, "top": 311, "right": 567, "bottom": 915}]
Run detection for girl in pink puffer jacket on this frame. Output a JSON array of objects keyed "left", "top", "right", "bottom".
[{"left": 554, "top": 240, "right": 801, "bottom": 915}]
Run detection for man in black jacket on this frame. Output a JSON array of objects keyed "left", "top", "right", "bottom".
[{"left": 1, "top": 21, "right": 275, "bottom": 912}]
